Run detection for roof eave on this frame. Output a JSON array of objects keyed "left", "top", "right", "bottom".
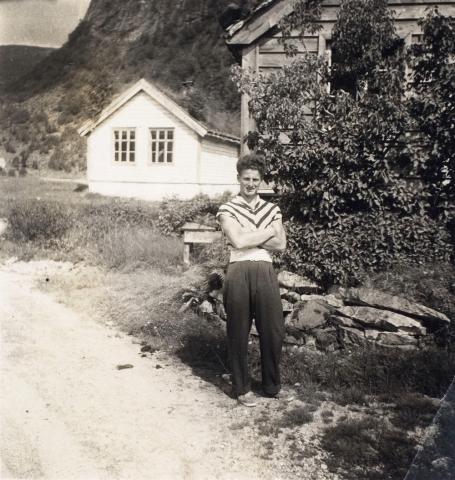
[{"left": 78, "top": 78, "right": 209, "bottom": 139}]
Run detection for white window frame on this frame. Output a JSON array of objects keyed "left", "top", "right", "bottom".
[
  {"left": 149, "top": 128, "right": 174, "bottom": 164},
  {"left": 113, "top": 128, "right": 136, "bottom": 164}
]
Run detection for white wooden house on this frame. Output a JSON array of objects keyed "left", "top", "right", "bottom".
[
  {"left": 78, "top": 79, "right": 240, "bottom": 201},
  {"left": 224, "top": 0, "right": 455, "bottom": 153}
]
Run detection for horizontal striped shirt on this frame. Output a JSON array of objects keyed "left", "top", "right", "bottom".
[{"left": 216, "top": 195, "right": 282, "bottom": 263}]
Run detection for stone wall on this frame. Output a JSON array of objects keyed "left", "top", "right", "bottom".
[{"left": 185, "top": 270, "right": 451, "bottom": 352}]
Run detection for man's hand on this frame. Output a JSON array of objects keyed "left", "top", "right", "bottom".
[{"left": 260, "top": 219, "right": 286, "bottom": 252}]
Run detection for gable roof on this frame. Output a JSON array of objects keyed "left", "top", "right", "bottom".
[
  {"left": 78, "top": 78, "right": 239, "bottom": 145},
  {"left": 226, "top": 0, "right": 454, "bottom": 47},
  {"left": 225, "top": 0, "right": 289, "bottom": 46}
]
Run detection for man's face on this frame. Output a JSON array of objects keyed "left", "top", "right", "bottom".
[{"left": 238, "top": 168, "right": 262, "bottom": 199}]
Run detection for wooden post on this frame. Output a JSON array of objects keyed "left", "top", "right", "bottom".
[{"left": 183, "top": 243, "right": 191, "bottom": 266}]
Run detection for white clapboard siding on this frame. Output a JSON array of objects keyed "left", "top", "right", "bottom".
[
  {"left": 83, "top": 81, "right": 240, "bottom": 201},
  {"left": 87, "top": 91, "right": 200, "bottom": 185},
  {"left": 199, "top": 138, "right": 239, "bottom": 188}
]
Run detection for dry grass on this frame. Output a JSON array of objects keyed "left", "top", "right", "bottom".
[{"left": 95, "top": 227, "right": 182, "bottom": 271}]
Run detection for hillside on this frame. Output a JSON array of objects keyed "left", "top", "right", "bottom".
[
  {"left": 0, "top": 0, "right": 256, "bottom": 173},
  {"left": 0, "top": 45, "right": 55, "bottom": 90}
]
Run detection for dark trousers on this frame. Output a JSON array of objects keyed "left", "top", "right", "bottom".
[{"left": 223, "top": 261, "right": 285, "bottom": 396}]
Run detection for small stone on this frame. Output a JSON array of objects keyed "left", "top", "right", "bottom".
[
  {"left": 338, "top": 326, "right": 366, "bottom": 346},
  {"left": 281, "top": 299, "right": 294, "bottom": 313},
  {"left": 330, "top": 315, "right": 362, "bottom": 329},
  {"left": 289, "top": 300, "right": 331, "bottom": 331},
  {"left": 156, "top": 364, "right": 163, "bottom": 369},
  {"left": 198, "top": 300, "right": 214, "bottom": 315},
  {"left": 116, "top": 364, "right": 134, "bottom": 370},
  {"left": 284, "top": 291, "right": 301, "bottom": 303}
]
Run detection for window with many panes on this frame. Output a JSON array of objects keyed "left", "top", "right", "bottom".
[
  {"left": 150, "top": 128, "right": 174, "bottom": 163},
  {"left": 114, "top": 129, "right": 136, "bottom": 163}
]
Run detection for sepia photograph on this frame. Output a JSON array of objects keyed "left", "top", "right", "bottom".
[{"left": 0, "top": 1, "right": 454, "bottom": 479}]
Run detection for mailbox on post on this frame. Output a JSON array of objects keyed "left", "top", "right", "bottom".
[{"left": 182, "top": 222, "right": 222, "bottom": 265}]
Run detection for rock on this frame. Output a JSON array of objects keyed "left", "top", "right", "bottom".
[
  {"left": 277, "top": 271, "right": 322, "bottom": 294},
  {"left": 281, "top": 299, "right": 294, "bottom": 313},
  {"left": 280, "top": 288, "right": 289, "bottom": 296},
  {"left": 376, "top": 331, "right": 419, "bottom": 346},
  {"left": 336, "top": 306, "right": 427, "bottom": 335},
  {"left": 330, "top": 315, "right": 363, "bottom": 329},
  {"left": 289, "top": 300, "right": 331, "bottom": 331},
  {"left": 116, "top": 364, "right": 134, "bottom": 370},
  {"left": 198, "top": 300, "right": 214, "bottom": 315},
  {"left": 304, "top": 335, "right": 317, "bottom": 349},
  {"left": 301, "top": 293, "right": 344, "bottom": 308},
  {"left": 339, "top": 287, "right": 450, "bottom": 327},
  {"left": 284, "top": 334, "right": 304, "bottom": 345},
  {"left": 364, "top": 329, "right": 381, "bottom": 340},
  {"left": 140, "top": 345, "right": 157, "bottom": 353},
  {"left": 313, "top": 327, "right": 338, "bottom": 351},
  {"left": 338, "top": 326, "right": 366, "bottom": 346},
  {"left": 284, "top": 291, "right": 301, "bottom": 303}
]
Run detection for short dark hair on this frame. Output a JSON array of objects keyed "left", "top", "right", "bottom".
[{"left": 236, "top": 153, "right": 265, "bottom": 178}]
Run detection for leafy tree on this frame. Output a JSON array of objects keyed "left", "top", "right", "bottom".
[
  {"left": 233, "top": 0, "right": 452, "bottom": 285},
  {"left": 407, "top": 9, "right": 455, "bottom": 216}
]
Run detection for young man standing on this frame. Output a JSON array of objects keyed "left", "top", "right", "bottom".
[{"left": 216, "top": 154, "right": 292, "bottom": 407}]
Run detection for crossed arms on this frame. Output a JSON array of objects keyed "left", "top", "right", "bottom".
[{"left": 218, "top": 214, "right": 286, "bottom": 252}]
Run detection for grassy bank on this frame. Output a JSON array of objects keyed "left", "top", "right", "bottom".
[{"left": 2, "top": 175, "right": 454, "bottom": 480}]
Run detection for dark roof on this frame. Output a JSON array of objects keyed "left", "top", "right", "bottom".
[{"left": 225, "top": 0, "right": 280, "bottom": 38}]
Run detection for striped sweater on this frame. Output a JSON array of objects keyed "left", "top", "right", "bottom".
[{"left": 216, "top": 195, "right": 282, "bottom": 263}]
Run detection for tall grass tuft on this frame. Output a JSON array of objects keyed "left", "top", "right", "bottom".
[
  {"left": 96, "top": 227, "right": 182, "bottom": 271},
  {"left": 7, "top": 199, "right": 73, "bottom": 242}
]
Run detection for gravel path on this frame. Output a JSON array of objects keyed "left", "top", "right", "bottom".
[{"left": 0, "top": 263, "right": 281, "bottom": 480}]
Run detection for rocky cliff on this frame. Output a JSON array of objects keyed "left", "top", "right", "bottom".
[{"left": 0, "top": 0, "right": 254, "bottom": 172}]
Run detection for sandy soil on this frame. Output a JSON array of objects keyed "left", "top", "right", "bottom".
[{"left": 0, "top": 261, "right": 285, "bottom": 480}]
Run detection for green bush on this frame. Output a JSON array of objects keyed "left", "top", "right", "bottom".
[
  {"left": 82, "top": 201, "right": 159, "bottom": 232},
  {"left": 156, "top": 193, "right": 231, "bottom": 236},
  {"left": 235, "top": 2, "right": 454, "bottom": 287},
  {"left": 10, "top": 108, "right": 30, "bottom": 125},
  {"left": 7, "top": 200, "right": 73, "bottom": 242},
  {"left": 48, "top": 149, "right": 69, "bottom": 171},
  {"left": 282, "top": 211, "right": 453, "bottom": 286}
]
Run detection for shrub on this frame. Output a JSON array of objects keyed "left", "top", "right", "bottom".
[
  {"left": 156, "top": 192, "right": 231, "bottom": 236},
  {"left": 7, "top": 200, "right": 73, "bottom": 242},
  {"left": 10, "top": 108, "right": 30, "bottom": 125},
  {"left": 48, "top": 149, "right": 69, "bottom": 171},
  {"left": 82, "top": 201, "right": 159, "bottom": 232},
  {"left": 282, "top": 211, "right": 453, "bottom": 286},
  {"left": 234, "top": 3, "right": 454, "bottom": 286},
  {"left": 5, "top": 142, "right": 16, "bottom": 154}
]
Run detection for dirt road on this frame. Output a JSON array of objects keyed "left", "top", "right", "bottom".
[{"left": 0, "top": 263, "right": 280, "bottom": 480}]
